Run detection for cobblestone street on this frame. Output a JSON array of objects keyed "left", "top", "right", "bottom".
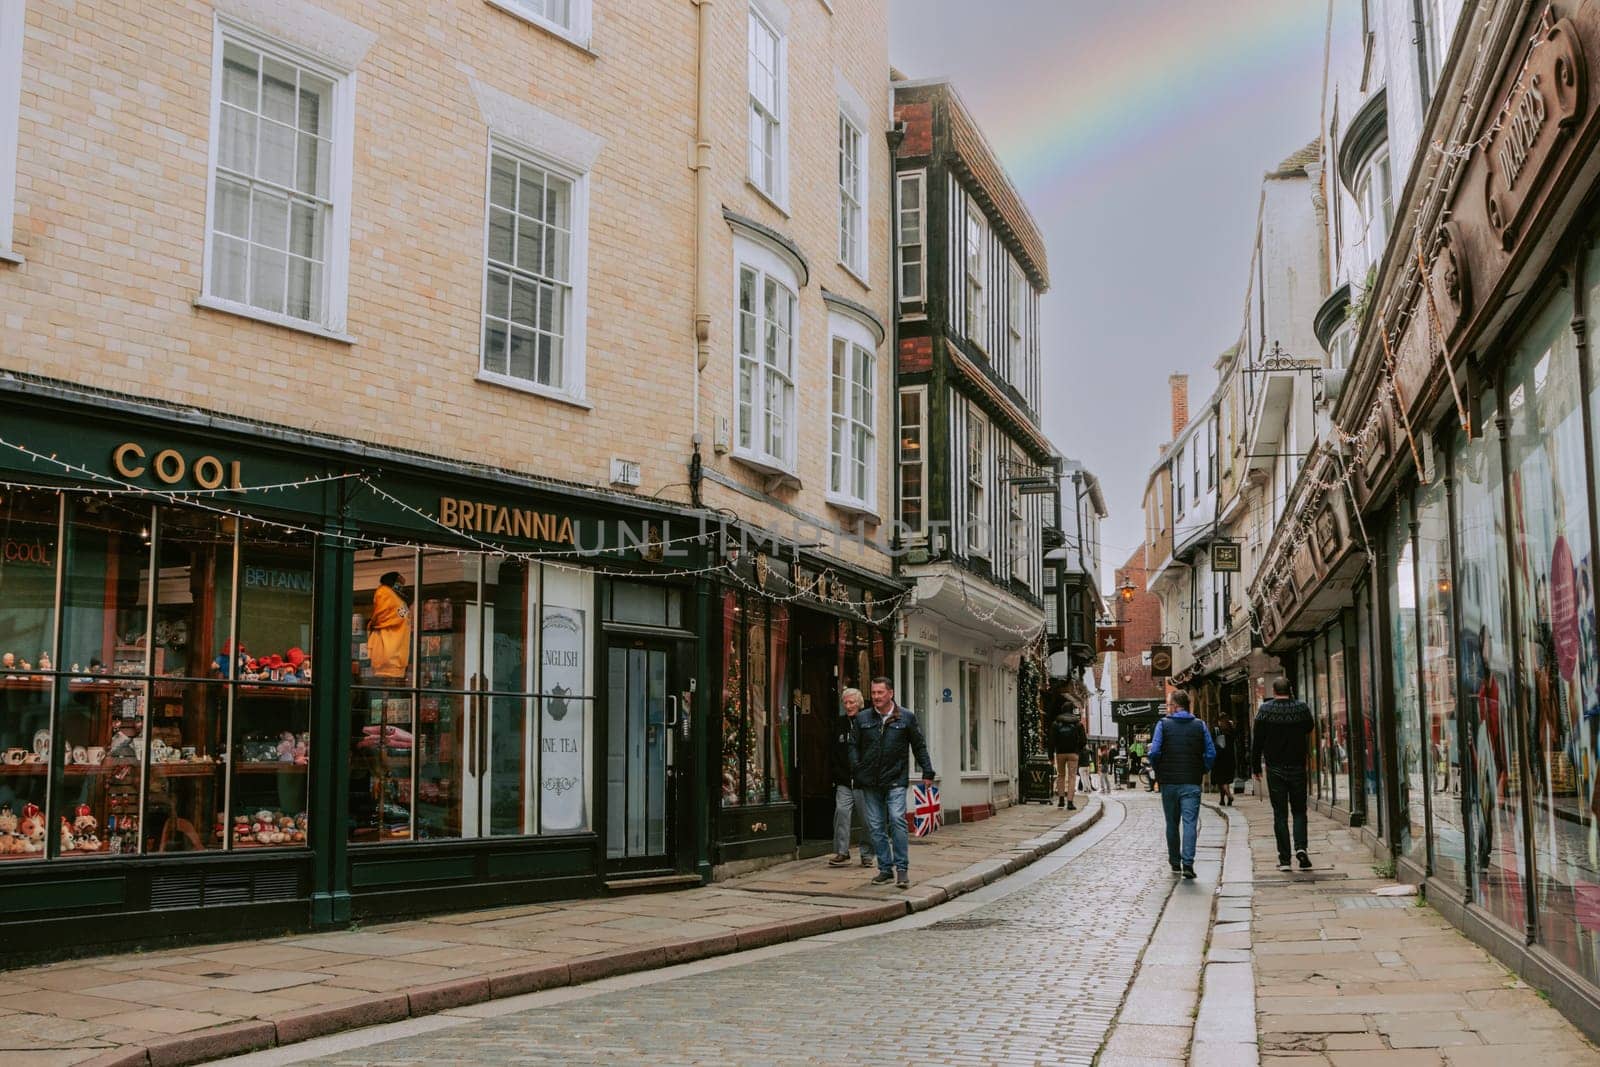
[{"left": 290, "top": 796, "right": 1179, "bottom": 1067}]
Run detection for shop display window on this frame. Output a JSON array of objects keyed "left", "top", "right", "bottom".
[
  {"left": 718, "top": 590, "right": 808, "bottom": 807},
  {"left": 0, "top": 490, "right": 59, "bottom": 858},
  {"left": 1417, "top": 473, "right": 1463, "bottom": 883},
  {"left": 1450, "top": 406, "right": 1526, "bottom": 931},
  {"left": 349, "top": 549, "right": 591, "bottom": 844},
  {"left": 1313, "top": 634, "right": 1333, "bottom": 804},
  {"left": 0, "top": 495, "right": 315, "bottom": 861},
  {"left": 1356, "top": 584, "right": 1382, "bottom": 829},
  {"left": 1509, "top": 283, "right": 1599, "bottom": 985},
  {"left": 1328, "top": 629, "right": 1350, "bottom": 810},
  {"left": 1389, "top": 495, "right": 1426, "bottom": 864}
]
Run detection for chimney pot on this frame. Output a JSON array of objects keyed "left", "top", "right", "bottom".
[{"left": 1169, "top": 373, "right": 1189, "bottom": 440}]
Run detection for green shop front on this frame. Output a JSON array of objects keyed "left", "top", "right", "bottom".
[
  {"left": 0, "top": 382, "right": 712, "bottom": 958},
  {"left": 710, "top": 547, "right": 899, "bottom": 868}
]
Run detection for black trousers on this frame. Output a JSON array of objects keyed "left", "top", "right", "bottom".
[{"left": 1266, "top": 766, "right": 1308, "bottom": 862}]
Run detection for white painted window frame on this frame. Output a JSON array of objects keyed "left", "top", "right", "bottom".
[
  {"left": 964, "top": 405, "right": 988, "bottom": 557},
  {"left": 896, "top": 170, "right": 924, "bottom": 306},
  {"left": 964, "top": 195, "right": 986, "bottom": 347},
  {"left": 837, "top": 109, "right": 866, "bottom": 280},
  {"left": 1007, "top": 441, "right": 1025, "bottom": 581},
  {"left": 477, "top": 137, "right": 591, "bottom": 407},
  {"left": 960, "top": 659, "right": 983, "bottom": 773},
  {"left": 897, "top": 384, "right": 928, "bottom": 542},
  {"left": 0, "top": 0, "right": 22, "bottom": 262},
  {"left": 732, "top": 236, "right": 799, "bottom": 475},
  {"left": 746, "top": 4, "right": 787, "bottom": 210},
  {"left": 199, "top": 16, "right": 357, "bottom": 341},
  {"left": 484, "top": 0, "right": 593, "bottom": 49},
  {"left": 827, "top": 311, "right": 877, "bottom": 513}
]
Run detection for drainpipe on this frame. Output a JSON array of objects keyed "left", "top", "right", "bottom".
[
  {"left": 692, "top": 0, "right": 714, "bottom": 382},
  {"left": 690, "top": 0, "right": 714, "bottom": 882}
]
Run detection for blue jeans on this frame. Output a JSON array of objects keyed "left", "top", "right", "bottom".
[
  {"left": 860, "top": 785, "right": 908, "bottom": 874},
  {"left": 1161, "top": 783, "right": 1202, "bottom": 866}
]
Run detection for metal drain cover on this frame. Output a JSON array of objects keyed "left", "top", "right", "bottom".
[{"left": 1336, "top": 895, "right": 1414, "bottom": 909}]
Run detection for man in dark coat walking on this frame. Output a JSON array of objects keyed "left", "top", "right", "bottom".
[{"left": 1253, "top": 676, "right": 1316, "bottom": 871}]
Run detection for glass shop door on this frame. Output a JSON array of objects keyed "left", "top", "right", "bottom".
[{"left": 604, "top": 636, "right": 692, "bottom": 873}]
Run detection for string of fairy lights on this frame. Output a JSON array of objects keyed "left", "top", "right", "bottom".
[{"left": 0, "top": 435, "right": 955, "bottom": 627}]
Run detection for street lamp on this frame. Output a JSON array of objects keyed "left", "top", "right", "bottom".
[{"left": 1118, "top": 578, "right": 1136, "bottom": 603}]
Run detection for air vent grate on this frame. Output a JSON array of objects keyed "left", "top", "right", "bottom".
[
  {"left": 150, "top": 872, "right": 204, "bottom": 910},
  {"left": 204, "top": 873, "right": 251, "bottom": 906},
  {"left": 252, "top": 867, "right": 300, "bottom": 902}
]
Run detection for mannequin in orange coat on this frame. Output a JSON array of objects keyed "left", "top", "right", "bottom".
[{"left": 367, "top": 571, "right": 412, "bottom": 680}]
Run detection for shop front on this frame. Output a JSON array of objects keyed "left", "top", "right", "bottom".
[
  {"left": 710, "top": 550, "right": 898, "bottom": 869},
  {"left": 1249, "top": 3, "right": 1600, "bottom": 1030},
  {"left": 0, "top": 381, "right": 711, "bottom": 957}
]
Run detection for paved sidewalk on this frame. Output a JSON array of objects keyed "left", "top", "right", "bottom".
[
  {"left": 1236, "top": 788, "right": 1600, "bottom": 1065},
  {"left": 0, "top": 798, "right": 1100, "bottom": 1067}
]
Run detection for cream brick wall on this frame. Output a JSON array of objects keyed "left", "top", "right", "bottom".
[
  {"left": 693, "top": 0, "right": 893, "bottom": 576},
  {"left": 0, "top": 0, "right": 891, "bottom": 575}
]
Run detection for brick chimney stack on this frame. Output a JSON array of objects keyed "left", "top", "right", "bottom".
[{"left": 1169, "top": 373, "right": 1189, "bottom": 440}]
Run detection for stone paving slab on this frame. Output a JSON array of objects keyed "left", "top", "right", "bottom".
[
  {"left": 1237, "top": 790, "right": 1600, "bottom": 1064},
  {"left": 0, "top": 798, "right": 1101, "bottom": 1066}
]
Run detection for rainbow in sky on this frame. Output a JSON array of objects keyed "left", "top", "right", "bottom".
[{"left": 982, "top": 1, "right": 1326, "bottom": 196}]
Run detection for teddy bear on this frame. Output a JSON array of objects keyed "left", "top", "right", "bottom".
[
  {"left": 58, "top": 817, "right": 75, "bottom": 853},
  {"left": 276, "top": 732, "right": 297, "bottom": 762},
  {"left": 18, "top": 803, "right": 45, "bottom": 853},
  {"left": 72, "top": 805, "right": 99, "bottom": 851}
]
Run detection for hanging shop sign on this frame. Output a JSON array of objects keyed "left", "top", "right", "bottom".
[
  {"left": 1211, "top": 540, "right": 1241, "bottom": 572},
  {"left": 1094, "top": 625, "right": 1125, "bottom": 653},
  {"left": 1149, "top": 644, "right": 1173, "bottom": 679}
]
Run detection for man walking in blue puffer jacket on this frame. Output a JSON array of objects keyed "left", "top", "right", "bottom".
[{"left": 1148, "top": 689, "right": 1215, "bottom": 879}]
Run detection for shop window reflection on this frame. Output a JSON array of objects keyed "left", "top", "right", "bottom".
[
  {"left": 1510, "top": 283, "right": 1599, "bottom": 985},
  {"left": 1417, "top": 474, "right": 1462, "bottom": 883},
  {"left": 1390, "top": 495, "right": 1425, "bottom": 863},
  {"left": 1451, "top": 401, "right": 1527, "bottom": 933}
]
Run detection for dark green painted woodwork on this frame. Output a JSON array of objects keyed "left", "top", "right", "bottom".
[
  {"left": 0, "top": 877, "right": 125, "bottom": 912},
  {"left": 350, "top": 855, "right": 477, "bottom": 888}
]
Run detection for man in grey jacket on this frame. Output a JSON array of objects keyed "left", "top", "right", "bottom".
[{"left": 851, "top": 676, "right": 936, "bottom": 889}]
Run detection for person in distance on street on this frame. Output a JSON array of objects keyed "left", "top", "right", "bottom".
[
  {"left": 1253, "top": 676, "right": 1316, "bottom": 872},
  {"left": 826, "top": 688, "right": 873, "bottom": 868},
  {"left": 1148, "top": 689, "right": 1215, "bottom": 879},
  {"left": 852, "top": 677, "right": 936, "bottom": 890},
  {"left": 1047, "top": 703, "right": 1089, "bottom": 810},
  {"left": 1211, "top": 715, "right": 1237, "bottom": 807}
]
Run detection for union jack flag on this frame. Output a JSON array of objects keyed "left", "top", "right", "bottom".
[{"left": 907, "top": 781, "right": 942, "bottom": 837}]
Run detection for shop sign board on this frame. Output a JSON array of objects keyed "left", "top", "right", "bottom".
[
  {"left": 539, "top": 606, "right": 587, "bottom": 832},
  {"left": 1094, "top": 625, "right": 1125, "bottom": 653},
  {"left": 1211, "top": 540, "right": 1241, "bottom": 572},
  {"left": 1149, "top": 644, "right": 1173, "bottom": 679}
]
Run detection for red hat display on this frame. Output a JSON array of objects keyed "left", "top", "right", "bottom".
[
  {"left": 286, "top": 647, "right": 306, "bottom": 667},
  {"left": 266, "top": 654, "right": 285, "bottom": 669}
]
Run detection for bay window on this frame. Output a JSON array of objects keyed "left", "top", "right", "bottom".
[{"left": 733, "top": 241, "right": 798, "bottom": 474}]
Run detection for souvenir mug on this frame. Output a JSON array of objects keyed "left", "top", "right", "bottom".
[
  {"left": 3, "top": 748, "right": 24, "bottom": 765},
  {"left": 85, "top": 747, "right": 105, "bottom": 765}
]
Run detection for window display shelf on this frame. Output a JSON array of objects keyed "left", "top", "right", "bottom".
[{"left": 234, "top": 762, "right": 309, "bottom": 774}]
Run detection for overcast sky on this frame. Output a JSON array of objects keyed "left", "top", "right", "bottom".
[{"left": 889, "top": 0, "right": 1326, "bottom": 583}]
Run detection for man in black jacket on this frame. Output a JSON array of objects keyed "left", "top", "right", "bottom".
[
  {"left": 852, "top": 676, "right": 936, "bottom": 889},
  {"left": 1254, "top": 676, "right": 1316, "bottom": 871},
  {"left": 826, "top": 687, "right": 872, "bottom": 868}
]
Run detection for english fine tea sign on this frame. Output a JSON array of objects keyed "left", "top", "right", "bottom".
[{"left": 539, "top": 607, "right": 586, "bottom": 832}]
